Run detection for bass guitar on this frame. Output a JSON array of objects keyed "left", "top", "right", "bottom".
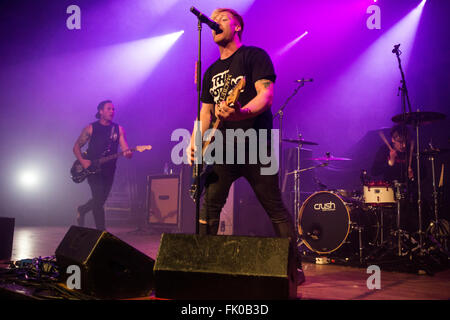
[{"left": 70, "top": 145, "right": 152, "bottom": 183}]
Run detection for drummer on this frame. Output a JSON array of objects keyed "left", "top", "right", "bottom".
[
  {"left": 370, "top": 124, "right": 420, "bottom": 233},
  {"left": 371, "top": 124, "right": 414, "bottom": 183}
]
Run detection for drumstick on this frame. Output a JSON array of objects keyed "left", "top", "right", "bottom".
[
  {"left": 378, "top": 131, "right": 394, "bottom": 152},
  {"left": 408, "top": 139, "right": 415, "bottom": 169},
  {"left": 439, "top": 163, "right": 444, "bottom": 188}
]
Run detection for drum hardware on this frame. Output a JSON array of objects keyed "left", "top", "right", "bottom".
[
  {"left": 315, "top": 257, "right": 331, "bottom": 265},
  {"left": 283, "top": 137, "right": 321, "bottom": 242},
  {"left": 379, "top": 207, "right": 385, "bottom": 246},
  {"left": 363, "top": 181, "right": 396, "bottom": 206},
  {"left": 297, "top": 191, "right": 379, "bottom": 264},
  {"left": 348, "top": 221, "right": 365, "bottom": 265},
  {"left": 393, "top": 181, "right": 408, "bottom": 257},
  {"left": 282, "top": 138, "right": 319, "bottom": 146},
  {"left": 391, "top": 44, "right": 449, "bottom": 259},
  {"left": 307, "top": 153, "right": 352, "bottom": 161},
  {"left": 421, "top": 146, "right": 449, "bottom": 256},
  {"left": 392, "top": 110, "right": 447, "bottom": 252},
  {"left": 364, "top": 181, "right": 419, "bottom": 264}
]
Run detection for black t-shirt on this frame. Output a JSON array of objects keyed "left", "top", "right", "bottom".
[
  {"left": 371, "top": 145, "right": 409, "bottom": 182},
  {"left": 200, "top": 45, "right": 276, "bottom": 132},
  {"left": 86, "top": 121, "right": 120, "bottom": 172}
]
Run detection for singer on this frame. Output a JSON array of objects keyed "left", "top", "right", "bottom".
[{"left": 187, "top": 7, "right": 305, "bottom": 286}]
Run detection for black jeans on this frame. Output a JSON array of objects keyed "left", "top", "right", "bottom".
[
  {"left": 78, "top": 169, "right": 115, "bottom": 230},
  {"left": 199, "top": 162, "right": 301, "bottom": 269}
]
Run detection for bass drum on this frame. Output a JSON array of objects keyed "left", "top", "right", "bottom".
[{"left": 298, "top": 191, "right": 379, "bottom": 255}]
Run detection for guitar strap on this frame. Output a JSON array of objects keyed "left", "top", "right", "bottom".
[
  {"left": 103, "top": 123, "right": 118, "bottom": 156},
  {"left": 219, "top": 73, "right": 233, "bottom": 103},
  {"left": 213, "top": 50, "right": 241, "bottom": 122}
]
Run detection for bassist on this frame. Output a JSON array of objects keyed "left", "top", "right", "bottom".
[{"left": 73, "top": 100, "right": 132, "bottom": 230}]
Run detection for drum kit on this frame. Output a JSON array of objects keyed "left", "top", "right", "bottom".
[{"left": 284, "top": 111, "right": 449, "bottom": 270}]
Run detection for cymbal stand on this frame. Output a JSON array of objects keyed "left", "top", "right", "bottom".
[
  {"left": 413, "top": 118, "right": 425, "bottom": 250},
  {"left": 293, "top": 139, "right": 304, "bottom": 237},
  {"left": 286, "top": 152, "right": 328, "bottom": 238},
  {"left": 426, "top": 147, "right": 449, "bottom": 254},
  {"left": 393, "top": 181, "right": 408, "bottom": 256},
  {"left": 430, "top": 149, "right": 439, "bottom": 229}
]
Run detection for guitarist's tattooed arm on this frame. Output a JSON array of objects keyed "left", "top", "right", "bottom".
[
  {"left": 248, "top": 78, "right": 274, "bottom": 114},
  {"left": 215, "top": 78, "right": 273, "bottom": 122},
  {"left": 73, "top": 124, "right": 93, "bottom": 169},
  {"left": 119, "top": 126, "right": 133, "bottom": 159}
]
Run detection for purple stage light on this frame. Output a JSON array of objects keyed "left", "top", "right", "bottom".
[
  {"left": 81, "top": 30, "right": 185, "bottom": 101},
  {"left": 320, "top": 0, "right": 427, "bottom": 144}
]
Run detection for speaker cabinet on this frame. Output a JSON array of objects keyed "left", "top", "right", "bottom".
[
  {"left": 154, "top": 233, "right": 296, "bottom": 300},
  {"left": 0, "top": 217, "right": 15, "bottom": 262},
  {"left": 147, "top": 174, "right": 180, "bottom": 229},
  {"left": 55, "top": 226, "right": 155, "bottom": 299}
]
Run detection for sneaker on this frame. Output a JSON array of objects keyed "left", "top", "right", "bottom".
[{"left": 297, "top": 268, "right": 306, "bottom": 286}]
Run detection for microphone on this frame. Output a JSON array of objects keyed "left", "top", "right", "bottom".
[
  {"left": 190, "top": 7, "right": 223, "bottom": 34},
  {"left": 295, "top": 78, "right": 314, "bottom": 83},
  {"left": 392, "top": 44, "right": 401, "bottom": 53}
]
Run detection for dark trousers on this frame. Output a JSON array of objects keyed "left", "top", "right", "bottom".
[
  {"left": 199, "top": 162, "right": 301, "bottom": 268},
  {"left": 78, "top": 169, "right": 115, "bottom": 230}
]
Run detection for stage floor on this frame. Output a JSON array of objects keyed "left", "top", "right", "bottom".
[{"left": 5, "top": 225, "right": 450, "bottom": 300}]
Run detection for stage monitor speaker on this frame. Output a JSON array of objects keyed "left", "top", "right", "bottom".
[
  {"left": 0, "top": 217, "right": 15, "bottom": 262},
  {"left": 154, "top": 233, "right": 296, "bottom": 300},
  {"left": 55, "top": 226, "right": 155, "bottom": 299}
]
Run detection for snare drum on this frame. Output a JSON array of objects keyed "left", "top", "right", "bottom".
[{"left": 363, "top": 181, "right": 395, "bottom": 206}]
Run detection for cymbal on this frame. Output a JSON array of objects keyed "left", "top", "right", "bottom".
[
  {"left": 308, "top": 156, "right": 352, "bottom": 161},
  {"left": 392, "top": 111, "right": 446, "bottom": 125},
  {"left": 282, "top": 138, "right": 318, "bottom": 145},
  {"left": 420, "top": 148, "right": 450, "bottom": 156}
]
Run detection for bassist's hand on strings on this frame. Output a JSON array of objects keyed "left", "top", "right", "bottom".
[{"left": 215, "top": 101, "right": 245, "bottom": 121}]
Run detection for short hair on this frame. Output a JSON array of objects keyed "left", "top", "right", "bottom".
[
  {"left": 390, "top": 124, "right": 411, "bottom": 141},
  {"left": 211, "top": 8, "right": 244, "bottom": 40},
  {"left": 95, "top": 100, "right": 112, "bottom": 119}
]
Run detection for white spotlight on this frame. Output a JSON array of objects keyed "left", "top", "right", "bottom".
[{"left": 18, "top": 169, "right": 40, "bottom": 190}]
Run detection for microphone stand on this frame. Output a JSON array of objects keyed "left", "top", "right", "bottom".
[
  {"left": 273, "top": 80, "right": 309, "bottom": 187},
  {"left": 194, "top": 20, "right": 203, "bottom": 234},
  {"left": 393, "top": 45, "right": 424, "bottom": 255}
]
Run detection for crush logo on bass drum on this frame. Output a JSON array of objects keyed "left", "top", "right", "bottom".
[{"left": 313, "top": 201, "right": 336, "bottom": 212}]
